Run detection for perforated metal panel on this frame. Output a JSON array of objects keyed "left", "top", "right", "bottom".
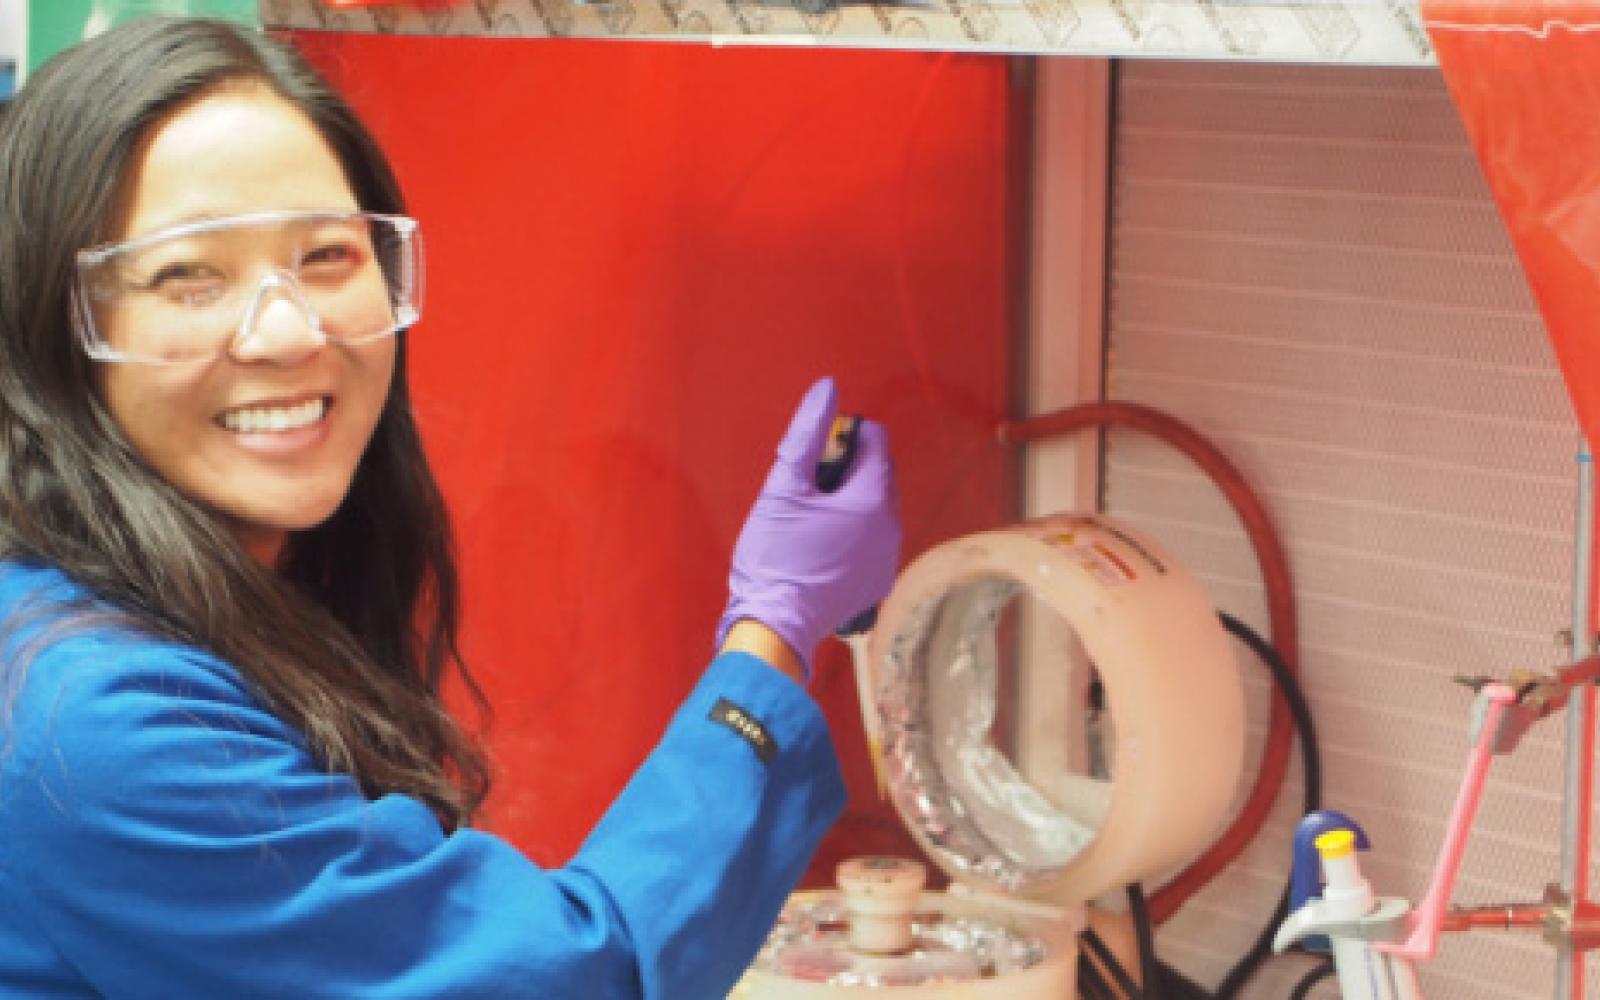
[{"left": 1104, "top": 60, "right": 1588, "bottom": 998}]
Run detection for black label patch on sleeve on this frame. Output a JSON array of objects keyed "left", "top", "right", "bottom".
[{"left": 710, "top": 698, "right": 777, "bottom": 765}]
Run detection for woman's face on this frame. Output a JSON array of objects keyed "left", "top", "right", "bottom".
[{"left": 96, "top": 83, "right": 397, "bottom": 566}]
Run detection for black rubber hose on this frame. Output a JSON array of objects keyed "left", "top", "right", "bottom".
[
  {"left": 1289, "top": 960, "right": 1336, "bottom": 1000},
  {"left": 1212, "top": 611, "right": 1323, "bottom": 1000},
  {"left": 1129, "top": 884, "right": 1162, "bottom": 1000},
  {"left": 1077, "top": 945, "right": 1118, "bottom": 1000},
  {"left": 1154, "top": 961, "right": 1215, "bottom": 999},
  {"left": 1081, "top": 924, "right": 1145, "bottom": 999},
  {"left": 1068, "top": 611, "right": 1324, "bottom": 1000}
]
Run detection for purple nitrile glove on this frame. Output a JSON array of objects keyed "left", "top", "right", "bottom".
[{"left": 716, "top": 377, "right": 903, "bottom": 681}]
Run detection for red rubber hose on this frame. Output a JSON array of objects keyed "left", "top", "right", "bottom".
[{"left": 998, "top": 400, "right": 1299, "bottom": 925}]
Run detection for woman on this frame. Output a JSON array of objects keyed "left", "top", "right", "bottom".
[{"left": 0, "top": 17, "right": 900, "bottom": 999}]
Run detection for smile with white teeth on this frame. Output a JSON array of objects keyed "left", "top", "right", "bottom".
[{"left": 219, "top": 397, "right": 328, "bottom": 434}]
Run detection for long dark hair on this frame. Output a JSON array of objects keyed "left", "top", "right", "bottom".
[{"left": 0, "top": 18, "right": 490, "bottom": 827}]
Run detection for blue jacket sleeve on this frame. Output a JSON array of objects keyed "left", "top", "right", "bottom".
[{"left": 0, "top": 634, "right": 845, "bottom": 1000}]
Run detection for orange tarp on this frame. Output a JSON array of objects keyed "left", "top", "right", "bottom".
[{"left": 1426, "top": 0, "right": 1600, "bottom": 446}]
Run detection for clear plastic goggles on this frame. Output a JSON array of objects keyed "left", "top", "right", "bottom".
[{"left": 72, "top": 210, "right": 423, "bottom": 365}]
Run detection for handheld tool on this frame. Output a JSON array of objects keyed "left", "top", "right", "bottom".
[{"left": 816, "top": 413, "right": 888, "bottom": 798}]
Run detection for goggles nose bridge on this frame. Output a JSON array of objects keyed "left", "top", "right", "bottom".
[{"left": 234, "top": 268, "right": 326, "bottom": 354}]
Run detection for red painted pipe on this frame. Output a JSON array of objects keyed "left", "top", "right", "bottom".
[{"left": 1440, "top": 904, "right": 1546, "bottom": 933}]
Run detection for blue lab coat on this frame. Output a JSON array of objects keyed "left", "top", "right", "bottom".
[{"left": 0, "top": 561, "right": 845, "bottom": 998}]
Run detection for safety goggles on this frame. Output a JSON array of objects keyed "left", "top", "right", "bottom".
[{"left": 72, "top": 210, "right": 423, "bottom": 365}]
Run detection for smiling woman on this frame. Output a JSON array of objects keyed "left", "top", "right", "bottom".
[
  {"left": 90, "top": 85, "right": 402, "bottom": 564},
  {"left": 0, "top": 16, "right": 899, "bottom": 1000},
  {"left": 0, "top": 16, "right": 474, "bottom": 824}
]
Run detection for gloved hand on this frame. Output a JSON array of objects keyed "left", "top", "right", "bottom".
[{"left": 716, "top": 377, "right": 902, "bottom": 681}]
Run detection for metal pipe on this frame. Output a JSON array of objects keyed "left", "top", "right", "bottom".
[
  {"left": 1559, "top": 442, "right": 1596, "bottom": 1000},
  {"left": 1440, "top": 904, "right": 1547, "bottom": 933},
  {"left": 1565, "top": 900, "right": 1600, "bottom": 953}
]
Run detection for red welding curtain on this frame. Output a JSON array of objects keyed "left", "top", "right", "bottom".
[
  {"left": 288, "top": 32, "right": 1019, "bottom": 881},
  {"left": 1425, "top": 1, "right": 1600, "bottom": 447}
]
